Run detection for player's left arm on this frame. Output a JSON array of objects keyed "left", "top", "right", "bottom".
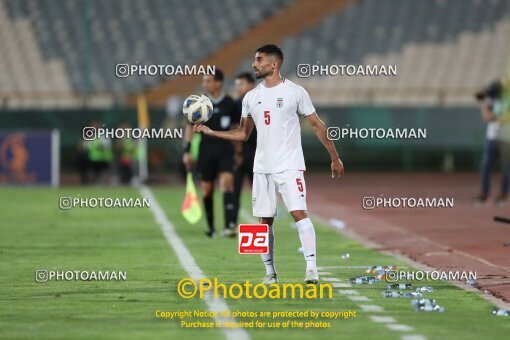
[{"left": 306, "top": 113, "right": 344, "bottom": 179}]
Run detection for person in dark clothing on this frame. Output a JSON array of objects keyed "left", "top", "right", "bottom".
[
  {"left": 115, "top": 122, "right": 139, "bottom": 185},
  {"left": 183, "top": 69, "right": 240, "bottom": 237},
  {"left": 233, "top": 72, "right": 257, "bottom": 223}
]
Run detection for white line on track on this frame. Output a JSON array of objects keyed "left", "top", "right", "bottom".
[
  {"left": 369, "top": 316, "right": 396, "bottom": 323},
  {"left": 359, "top": 304, "right": 385, "bottom": 312},
  {"left": 336, "top": 290, "right": 359, "bottom": 295},
  {"left": 317, "top": 271, "right": 332, "bottom": 275},
  {"left": 387, "top": 324, "right": 414, "bottom": 332},
  {"left": 401, "top": 335, "right": 427, "bottom": 340},
  {"left": 140, "top": 186, "right": 250, "bottom": 340},
  {"left": 348, "top": 296, "right": 371, "bottom": 302},
  {"left": 241, "top": 208, "right": 425, "bottom": 339}
]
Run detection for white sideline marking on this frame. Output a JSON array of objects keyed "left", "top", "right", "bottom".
[
  {"left": 387, "top": 324, "right": 414, "bottom": 332},
  {"left": 337, "top": 289, "right": 359, "bottom": 295},
  {"left": 241, "top": 208, "right": 428, "bottom": 337},
  {"left": 317, "top": 215, "right": 428, "bottom": 338},
  {"left": 359, "top": 304, "right": 385, "bottom": 312},
  {"left": 140, "top": 186, "right": 250, "bottom": 340},
  {"left": 401, "top": 335, "right": 427, "bottom": 340},
  {"left": 240, "top": 209, "right": 352, "bottom": 286},
  {"left": 369, "top": 316, "right": 396, "bottom": 323},
  {"left": 348, "top": 296, "right": 371, "bottom": 302}
]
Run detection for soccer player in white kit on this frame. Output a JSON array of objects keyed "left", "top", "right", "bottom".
[{"left": 193, "top": 44, "right": 344, "bottom": 284}]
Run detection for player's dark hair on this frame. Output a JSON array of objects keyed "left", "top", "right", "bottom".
[
  {"left": 212, "top": 68, "right": 224, "bottom": 83},
  {"left": 235, "top": 72, "right": 255, "bottom": 84},
  {"left": 255, "top": 44, "right": 284, "bottom": 62}
]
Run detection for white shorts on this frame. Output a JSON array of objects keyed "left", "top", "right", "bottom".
[{"left": 252, "top": 170, "right": 307, "bottom": 217}]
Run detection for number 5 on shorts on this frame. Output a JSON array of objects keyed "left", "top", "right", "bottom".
[{"left": 296, "top": 178, "right": 304, "bottom": 192}]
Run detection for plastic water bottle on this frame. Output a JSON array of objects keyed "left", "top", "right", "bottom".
[
  {"left": 374, "top": 273, "right": 385, "bottom": 281},
  {"left": 416, "top": 286, "right": 434, "bottom": 293},
  {"left": 412, "top": 299, "right": 444, "bottom": 312},
  {"left": 411, "top": 298, "right": 435, "bottom": 307},
  {"left": 492, "top": 308, "right": 509, "bottom": 316},
  {"left": 349, "top": 276, "right": 374, "bottom": 284},
  {"left": 387, "top": 283, "right": 412, "bottom": 290},
  {"left": 466, "top": 278, "right": 477, "bottom": 285},
  {"left": 382, "top": 291, "right": 401, "bottom": 298},
  {"left": 402, "top": 292, "right": 422, "bottom": 298},
  {"left": 423, "top": 304, "right": 445, "bottom": 312},
  {"left": 384, "top": 291, "right": 422, "bottom": 298},
  {"left": 366, "top": 265, "right": 397, "bottom": 274}
]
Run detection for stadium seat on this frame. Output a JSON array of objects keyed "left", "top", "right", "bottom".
[
  {"left": 0, "top": 0, "right": 293, "bottom": 99},
  {"left": 233, "top": 0, "right": 510, "bottom": 105}
]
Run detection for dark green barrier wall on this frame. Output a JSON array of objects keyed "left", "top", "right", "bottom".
[
  {"left": 0, "top": 106, "right": 485, "bottom": 172},
  {"left": 0, "top": 108, "right": 183, "bottom": 173},
  {"left": 302, "top": 106, "right": 484, "bottom": 171}
]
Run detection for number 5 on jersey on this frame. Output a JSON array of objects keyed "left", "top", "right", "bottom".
[{"left": 264, "top": 110, "right": 270, "bottom": 125}]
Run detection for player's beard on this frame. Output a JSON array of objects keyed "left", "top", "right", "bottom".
[{"left": 254, "top": 67, "right": 272, "bottom": 79}]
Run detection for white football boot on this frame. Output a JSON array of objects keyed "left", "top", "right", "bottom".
[
  {"left": 304, "top": 269, "right": 319, "bottom": 284},
  {"left": 262, "top": 273, "right": 278, "bottom": 284}
]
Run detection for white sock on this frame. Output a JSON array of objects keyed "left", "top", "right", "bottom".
[
  {"left": 296, "top": 218, "right": 317, "bottom": 270},
  {"left": 260, "top": 225, "right": 276, "bottom": 275}
]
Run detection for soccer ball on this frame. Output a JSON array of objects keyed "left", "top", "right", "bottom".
[{"left": 182, "top": 94, "right": 213, "bottom": 124}]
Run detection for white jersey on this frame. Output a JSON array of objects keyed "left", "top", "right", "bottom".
[
  {"left": 486, "top": 100, "right": 501, "bottom": 140},
  {"left": 242, "top": 78, "right": 315, "bottom": 173}
]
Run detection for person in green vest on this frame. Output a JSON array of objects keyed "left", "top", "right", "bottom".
[
  {"left": 115, "top": 122, "right": 139, "bottom": 184},
  {"left": 85, "top": 120, "right": 113, "bottom": 184}
]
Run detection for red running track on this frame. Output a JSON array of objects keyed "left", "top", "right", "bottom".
[{"left": 306, "top": 172, "right": 510, "bottom": 303}]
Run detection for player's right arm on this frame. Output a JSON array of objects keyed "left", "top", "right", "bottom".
[
  {"left": 194, "top": 93, "right": 255, "bottom": 141},
  {"left": 193, "top": 117, "right": 254, "bottom": 142}
]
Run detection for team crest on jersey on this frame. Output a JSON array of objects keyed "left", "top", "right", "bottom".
[{"left": 276, "top": 97, "right": 283, "bottom": 108}]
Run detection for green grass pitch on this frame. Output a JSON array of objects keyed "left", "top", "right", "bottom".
[{"left": 0, "top": 186, "right": 508, "bottom": 339}]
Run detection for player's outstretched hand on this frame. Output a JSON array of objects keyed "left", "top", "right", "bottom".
[
  {"left": 193, "top": 124, "right": 212, "bottom": 135},
  {"left": 331, "top": 158, "right": 344, "bottom": 179}
]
